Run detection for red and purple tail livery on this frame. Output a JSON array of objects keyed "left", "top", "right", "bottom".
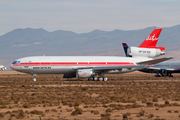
[
  {"left": 139, "top": 29, "right": 165, "bottom": 51},
  {"left": 122, "top": 43, "right": 132, "bottom": 57}
]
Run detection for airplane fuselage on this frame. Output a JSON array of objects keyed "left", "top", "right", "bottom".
[{"left": 10, "top": 56, "right": 147, "bottom": 74}]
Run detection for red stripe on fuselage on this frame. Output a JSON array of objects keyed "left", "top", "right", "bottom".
[{"left": 12, "top": 62, "right": 135, "bottom": 66}]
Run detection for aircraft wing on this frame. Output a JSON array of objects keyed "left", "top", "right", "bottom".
[
  {"left": 148, "top": 67, "right": 161, "bottom": 70},
  {"left": 74, "top": 57, "right": 173, "bottom": 72},
  {"left": 165, "top": 68, "right": 175, "bottom": 71},
  {"left": 137, "top": 57, "right": 173, "bottom": 65},
  {"left": 93, "top": 65, "right": 145, "bottom": 71},
  {"left": 147, "top": 67, "right": 174, "bottom": 71},
  {"left": 74, "top": 65, "right": 146, "bottom": 71}
]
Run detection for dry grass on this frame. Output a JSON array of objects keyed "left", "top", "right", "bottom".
[
  {"left": 1, "top": 71, "right": 180, "bottom": 119},
  {"left": 30, "top": 110, "right": 44, "bottom": 115},
  {"left": 71, "top": 107, "right": 83, "bottom": 116}
]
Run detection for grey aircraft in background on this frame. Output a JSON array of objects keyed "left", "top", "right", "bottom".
[{"left": 139, "top": 61, "right": 180, "bottom": 77}]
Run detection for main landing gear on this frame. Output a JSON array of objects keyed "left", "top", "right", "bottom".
[
  {"left": 88, "top": 77, "right": 108, "bottom": 81},
  {"left": 169, "top": 73, "right": 173, "bottom": 77},
  {"left": 88, "top": 72, "right": 108, "bottom": 81},
  {"left": 32, "top": 73, "right": 37, "bottom": 81},
  {"left": 154, "top": 71, "right": 173, "bottom": 77}
]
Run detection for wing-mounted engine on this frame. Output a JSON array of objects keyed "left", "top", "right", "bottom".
[
  {"left": 76, "top": 69, "right": 96, "bottom": 78},
  {"left": 128, "top": 47, "right": 165, "bottom": 58}
]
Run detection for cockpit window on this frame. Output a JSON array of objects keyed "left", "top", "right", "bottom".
[{"left": 12, "top": 61, "right": 20, "bottom": 64}]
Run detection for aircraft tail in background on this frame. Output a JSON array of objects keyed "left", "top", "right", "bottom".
[
  {"left": 122, "top": 28, "right": 165, "bottom": 58},
  {"left": 122, "top": 43, "right": 132, "bottom": 57},
  {"left": 139, "top": 28, "right": 165, "bottom": 51}
]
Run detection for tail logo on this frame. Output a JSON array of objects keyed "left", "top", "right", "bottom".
[{"left": 146, "top": 34, "right": 158, "bottom": 41}]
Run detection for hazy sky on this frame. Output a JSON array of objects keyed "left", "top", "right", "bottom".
[{"left": 1, "top": 0, "right": 180, "bottom": 35}]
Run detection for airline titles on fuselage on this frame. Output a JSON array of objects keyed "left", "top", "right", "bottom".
[{"left": 33, "top": 67, "right": 51, "bottom": 69}]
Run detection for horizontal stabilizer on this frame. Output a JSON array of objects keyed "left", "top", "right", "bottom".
[{"left": 137, "top": 57, "right": 173, "bottom": 65}]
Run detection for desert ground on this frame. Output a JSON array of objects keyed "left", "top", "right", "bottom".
[{"left": 0, "top": 71, "right": 180, "bottom": 120}]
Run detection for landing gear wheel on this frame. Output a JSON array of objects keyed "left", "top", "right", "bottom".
[
  {"left": 98, "top": 77, "right": 103, "bottom": 81},
  {"left": 33, "top": 78, "right": 36, "bottom": 81},
  {"left": 88, "top": 77, "right": 108, "bottom": 81},
  {"left": 160, "top": 69, "right": 168, "bottom": 77},
  {"left": 103, "top": 77, "right": 108, "bottom": 81},
  {"left": 32, "top": 73, "right": 37, "bottom": 81},
  {"left": 93, "top": 77, "right": 98, "bottom": 81}
]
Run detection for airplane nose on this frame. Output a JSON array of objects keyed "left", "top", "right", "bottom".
[{"left": 10, "top": 64, "right": 15, "bottom": 70}]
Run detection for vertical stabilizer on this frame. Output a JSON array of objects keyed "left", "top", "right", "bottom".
[
  {"left": 139, "top": 29, "right": 162, "bottom": 48},
  {"left": 122, "top": 43, "right": 132, "bottom": 57}
]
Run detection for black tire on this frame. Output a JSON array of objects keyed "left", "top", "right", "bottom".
[{"left": 160, "top": 69, "right": 167, "bottom": 77}]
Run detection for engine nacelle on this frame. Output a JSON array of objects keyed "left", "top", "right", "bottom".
[
  {"left": 76, "top": 69, "right": 95, "bottom": 78},
  {"left": 128, "top": 47, "right": 165, "bottom": 58}
]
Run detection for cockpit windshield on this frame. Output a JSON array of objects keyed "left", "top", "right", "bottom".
[{"left": 12, "top": 61, "right": 20, "bottom": 64}]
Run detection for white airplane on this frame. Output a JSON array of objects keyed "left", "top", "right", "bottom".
[
  {"left": 10, "top": 28, "right": 172, "bottom": 81},
  {"left": 0, "top": 65, "right": 6, "bottom": 70}
]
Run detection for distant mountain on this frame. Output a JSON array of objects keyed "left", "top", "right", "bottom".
[{"left": 1, "top": 25, "right": 180, "bottom": 69}]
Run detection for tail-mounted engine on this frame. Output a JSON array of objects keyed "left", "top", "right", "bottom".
[{"left": 128, "top": 47, "right": 165, "bottom": 58}]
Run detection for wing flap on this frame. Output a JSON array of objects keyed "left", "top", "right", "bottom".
[{"left": 93, "top": 65, "right": 146, "bottom": 71}]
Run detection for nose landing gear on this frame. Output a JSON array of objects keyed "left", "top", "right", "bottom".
[{"left": 32, "top": 73, "right": 37, "bottom": 81}]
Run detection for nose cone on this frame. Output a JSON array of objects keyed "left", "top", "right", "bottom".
[{"left": 10, "top": 64, "right": 15, "bottom": 70}]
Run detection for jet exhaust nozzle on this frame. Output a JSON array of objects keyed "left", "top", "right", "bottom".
[{"left": 160, "top": 51, "right": 165, "bottom": 55}]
